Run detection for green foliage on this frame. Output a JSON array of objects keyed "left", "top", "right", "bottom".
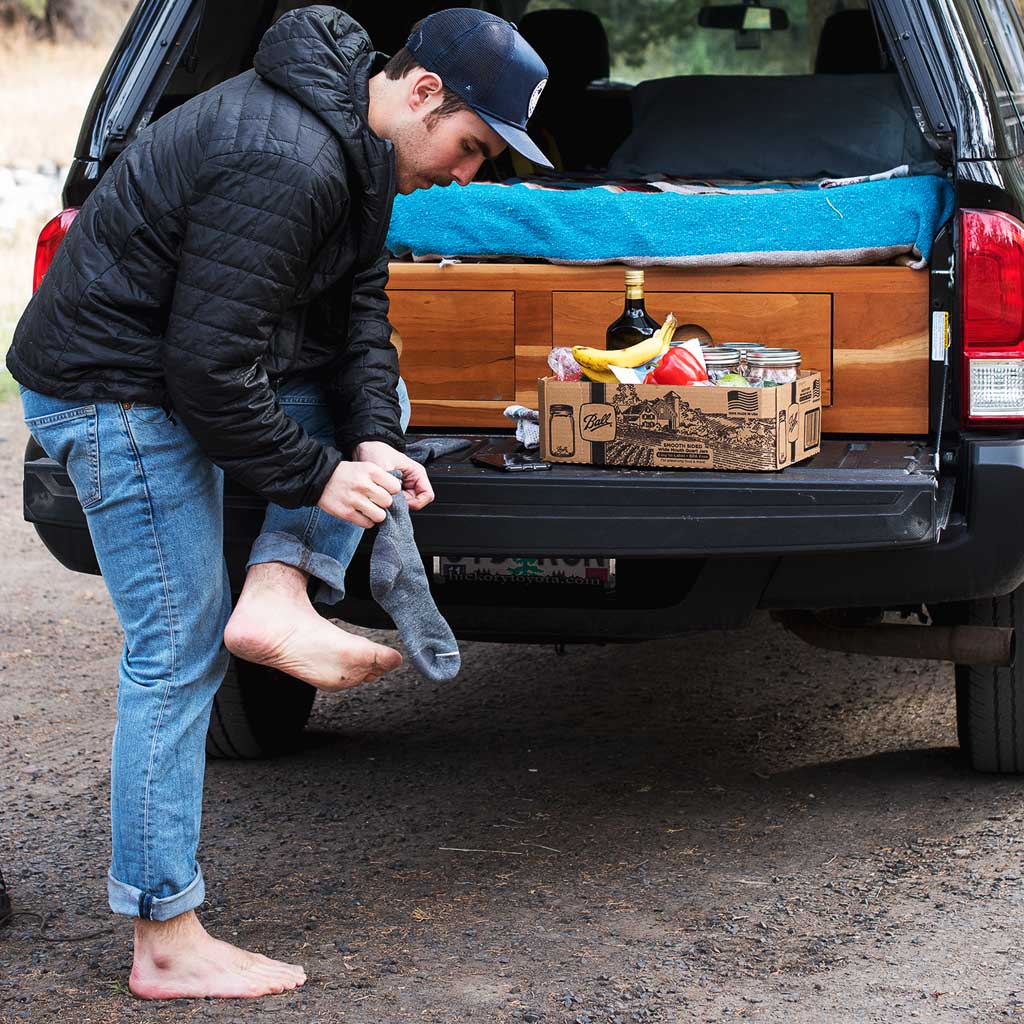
[
  {"left": 525, "top": 0, "right": 811, "bottom": 82},
  {"left": 16, "top": 0, "right": 48, "bottom": 17},
  {"left": 0, "top": 0, "right": 132, "bottom": 40}
]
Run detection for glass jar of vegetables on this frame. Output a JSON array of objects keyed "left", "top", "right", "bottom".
[
  {"left": 746, "top": 348, "right": 802, "bottom": 385},
  {"left": 701, "top": 348, "right": 742, "bottom": 383}
]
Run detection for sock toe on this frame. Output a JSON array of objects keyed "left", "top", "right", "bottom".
[{"left": 412, "top": 642, "right": 461, "bottom": 681}]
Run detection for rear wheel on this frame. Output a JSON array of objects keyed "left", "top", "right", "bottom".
[
  {"left": 206, "top": 656, "right": 316, "bottom": 760},
  {"left": 942, "top": 588, "right": 1024, "bottom": 773}
]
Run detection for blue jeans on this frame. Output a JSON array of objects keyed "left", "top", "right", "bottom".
[{"left": 20, "top": 377, "right": 411, "bottom": 920}]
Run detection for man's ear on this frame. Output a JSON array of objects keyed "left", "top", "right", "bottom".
[{"left": 407, "top": 70, "right": 443, "bottom": 113}]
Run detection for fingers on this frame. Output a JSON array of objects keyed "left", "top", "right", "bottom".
[
  {"left": 355, "top": 498, "right": 388, "bottom": 524},
  {"left": 403, "top": 463, "right": 435, "bottom": 511},
  {"left": 367, "top": 465, "right": 403, "bottom": 494},
  {"left": 359, "top": 466, "right": 400, "bottom": 511},
  {"left": 341, "top": 509, "right": 378, "bottom": 530}
]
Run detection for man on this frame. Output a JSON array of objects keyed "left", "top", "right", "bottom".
[{"left": 8, "top": 5, "right": 550, "bottom": 1001}]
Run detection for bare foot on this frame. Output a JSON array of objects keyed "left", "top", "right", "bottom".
[
  {"left": 224, "top": 562, "right": 403, "bottom": 691},
  {"left": 129, "top": 910, "right": 306, "bottom": 1000}
]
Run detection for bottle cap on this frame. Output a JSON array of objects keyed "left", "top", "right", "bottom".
[{"left": 624, "top": 270, "right": 645, "bottom": 286}]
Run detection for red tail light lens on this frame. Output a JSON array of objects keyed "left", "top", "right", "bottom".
[
  {"left": 32, "top": 208, "right": 79, "bottom": 293},
  {"left": 960, "top": 208, "right": 1024, "bottom": 424}
]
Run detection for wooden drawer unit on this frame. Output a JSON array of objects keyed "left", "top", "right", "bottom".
[
  {"left": 387, "top": 263, "right": 929, "bottom": 433},
  {"left": 388, "top": 290, "right": 515, "bottom": 408},
  {"left": 552, "top": 291, "right": 833, "bottom": 405}
]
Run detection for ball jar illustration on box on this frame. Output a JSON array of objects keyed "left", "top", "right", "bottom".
[{"left": 548, "top": 404, "right": 576, "bottom": 457}]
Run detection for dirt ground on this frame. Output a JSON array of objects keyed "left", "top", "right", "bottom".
[{"left": 1, "top": 394, "right": 1022, "bottom": 1024}]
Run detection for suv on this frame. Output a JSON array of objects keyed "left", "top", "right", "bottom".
[{"left": 20, "top": 0, "right": 1024, "bottom": 771}]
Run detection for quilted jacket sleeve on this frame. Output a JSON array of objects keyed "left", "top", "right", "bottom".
[
  {"left": 328, "top": 249, "right": 406, "bottom": 456},
  {"left": 162, "top": 150, "right": 344, "bottom": 509}
]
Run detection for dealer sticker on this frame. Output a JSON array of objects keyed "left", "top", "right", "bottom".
[{"left": 433, "top": 556, "right": 615, "bottom": 592}]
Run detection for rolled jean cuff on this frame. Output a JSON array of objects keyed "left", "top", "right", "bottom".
[
  {"left": 247, "top": 529, "right": 349, "bottom": 605},
  {"left": 107, "top": 865, "right": 205, "bottom": 920}
]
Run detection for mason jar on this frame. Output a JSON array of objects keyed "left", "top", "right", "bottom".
[
  {"left": 717, "top": 343, "right": 766, "bottom": 374},
  {"left": 702, "top": 348, "right": 742, "bottom": 383},
  {"left": 746, "top": 348, "right": 802, "bottom": 385}
]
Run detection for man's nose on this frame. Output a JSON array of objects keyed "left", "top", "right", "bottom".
[{"left": 452, "top": 155, "right": 483, "bottom": 186}]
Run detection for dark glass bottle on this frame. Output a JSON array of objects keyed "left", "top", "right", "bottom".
[{"left": 606, "top": 269, "right": 659, "bottom": 351}]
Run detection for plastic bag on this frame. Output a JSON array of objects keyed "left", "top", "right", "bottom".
[{"left": 547, "top": 346, "right": 583, "bottom": 382}]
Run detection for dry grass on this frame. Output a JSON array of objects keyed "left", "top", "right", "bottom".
[
  {"left": 0, "top": 28, "right": 118, "bottom": 398},
  {"left": 1, "top": 218, "right": 44, "bottom": 400},
  {"left": 0, "top": 28, "right": 115, "bottom": 167}
]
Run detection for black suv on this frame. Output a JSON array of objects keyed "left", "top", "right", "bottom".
[{"left": 19, "top": 0, "right": 1024, "bottom": 771}]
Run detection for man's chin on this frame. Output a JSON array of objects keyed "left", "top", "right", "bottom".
[{"left": 397, "top": 177, "right": 433, "bottom": 195}]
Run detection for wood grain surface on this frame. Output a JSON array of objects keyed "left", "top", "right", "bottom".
[{"left": 386, "top": 263, "right": 929, "bottom": 434}]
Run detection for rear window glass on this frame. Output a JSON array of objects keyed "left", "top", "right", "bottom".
[
  {"left": 975, "top": 0, "right": 1024, "bottom": 113},
  {"left": 523, "top": 0, "right": 817, "bottom": 82}
]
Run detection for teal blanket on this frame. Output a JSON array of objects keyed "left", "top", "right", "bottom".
[{"left": 386, "top": 176, "right": 954, "bottom": 269}]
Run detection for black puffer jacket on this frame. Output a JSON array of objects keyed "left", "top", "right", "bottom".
[{"left": 7, "top": 6, "right": 403, "bottom": 509}]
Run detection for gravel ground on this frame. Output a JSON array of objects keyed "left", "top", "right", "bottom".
[{"left": 1, "top": 396, "right": 1022, "bottom": 1023}]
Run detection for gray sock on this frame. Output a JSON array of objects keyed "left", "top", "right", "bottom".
[
  {"left": 370, "top": 471, "right": 460, "bottom": 681},
  {"left": 404, "top": 437, "right": 475, "bottom": 464}
]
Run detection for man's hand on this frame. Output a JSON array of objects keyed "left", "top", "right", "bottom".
[
  {"left": 353, "top": 440, "right": 435, "bottom": 512},
  {"left": 317, "top": 461, "right": 402, "bottom": 528}
]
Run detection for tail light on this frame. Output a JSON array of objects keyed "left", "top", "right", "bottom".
[
  {"left": 32, "top": 208, "right": 79, "bottom": 293},
  {"left": 960, "top": 208, "right": 1024, "bottom": 425}
]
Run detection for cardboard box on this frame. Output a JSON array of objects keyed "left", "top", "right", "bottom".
[{"left": 539, "top": 371, "right": 822, "bottom": 470}]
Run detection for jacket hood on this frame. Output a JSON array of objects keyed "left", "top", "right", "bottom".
[
  {"left": 253, "top": 5, "right": 395, "bottom": 269},
  {"left": 254, "top": 6, "right": 393, "bottom": 193}
]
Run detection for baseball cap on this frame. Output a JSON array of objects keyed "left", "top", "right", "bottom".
[{"left": 405, "top": 8, "right": 554, "bottom": 170}]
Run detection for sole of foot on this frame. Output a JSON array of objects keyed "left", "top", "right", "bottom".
[{"left": 224, "top": 604, "right": 402, "bottom": 691}]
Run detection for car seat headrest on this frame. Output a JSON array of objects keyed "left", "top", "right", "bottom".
[
  {"left": 519, "top": 9, "right": 610, "bottom": 90},
  {"left": 815, "top": 9, "right": 887, "bottom": 74}
]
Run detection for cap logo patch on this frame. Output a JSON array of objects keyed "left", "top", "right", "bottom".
[{"left": 527, "top": 78, "right": 547, "bottom": 118}]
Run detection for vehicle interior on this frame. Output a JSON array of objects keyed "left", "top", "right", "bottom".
[
  {"left": 153, "top": 0, "right": 942, "bottom": 184},
  {"left": 131, "top": 0, "right": 954, "bottom": 439}
]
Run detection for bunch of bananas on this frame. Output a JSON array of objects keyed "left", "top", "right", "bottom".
[{"left": 572, "top": 313, "right": 679, "bottom": 384}]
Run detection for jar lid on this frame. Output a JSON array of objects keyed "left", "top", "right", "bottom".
[
  {"left": 703, "top": 349, "right": 741, "bottom": 366},
  {"left": 747, "top": 348, "right": 801, "bottom": 366},
  {"left": 718, "top": 342, "right": 767, "bottom": 353},
  {"left": 549, "top": 403, "right": 575, "bottom": 414}
]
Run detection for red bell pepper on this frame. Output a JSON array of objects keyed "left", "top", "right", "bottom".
[{"left": 643, "top": 347, "right": 709, "bottom": 385}]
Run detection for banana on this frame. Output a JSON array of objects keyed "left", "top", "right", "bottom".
[
  {"left": 579, "top": 365, "right": 620, "bottom": 385},
  {"left": 573, "top": 312, "right": 679, "bottom": 372}
]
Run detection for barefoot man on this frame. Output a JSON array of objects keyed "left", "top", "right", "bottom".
[{"left": 8, "top": 7, "right": 550, "bottom": 1000}]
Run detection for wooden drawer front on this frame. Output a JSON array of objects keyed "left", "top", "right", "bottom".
[
  {"left": 389, "top": 290, "right": 515, "bottom": 401},
  {"left": 552, "top": 291, "right": 833, "bottom": 404}
]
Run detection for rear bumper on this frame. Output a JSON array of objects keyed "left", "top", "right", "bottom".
[
  {"left": 409, "top": 438, "right": 940, "bottom": 556},
  {"left": 22, "top": 435, "right": 1024, "bottom": 641}
]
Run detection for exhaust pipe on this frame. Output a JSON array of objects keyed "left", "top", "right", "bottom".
[{"left": 775, "top": 611, "right": 1014, "bottom": 667}]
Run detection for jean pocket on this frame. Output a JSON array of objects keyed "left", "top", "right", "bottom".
[
  {"left": 24, "top": 404, "right": 102, "bottom": 509},
  {"left": 128, "top": 403, "right": 175, "bottom": 426}
]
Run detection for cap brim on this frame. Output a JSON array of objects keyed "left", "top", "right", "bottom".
[{"left": 478, "top": 112, "right": 554, "bottom": 171}]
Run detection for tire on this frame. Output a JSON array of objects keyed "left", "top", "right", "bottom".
[
  {"left": 947, "top": 588, "right": 1024, "bottom": 773},
  {"left": 206, "top": 656, "right": 316, "bottom": 760}
]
